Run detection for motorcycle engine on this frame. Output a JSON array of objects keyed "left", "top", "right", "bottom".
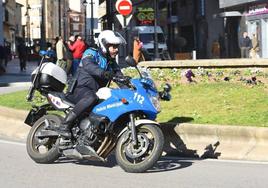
[
  {"left": 78, "top": 118, "right": 98, "bottom": 146},
  {"left": 77, "top": 116, "right": 107, "bottom": 147}
]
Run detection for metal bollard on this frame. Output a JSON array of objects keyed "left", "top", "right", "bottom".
[{"left": 192, "top": 50, "right": 196, "bottom": 60}]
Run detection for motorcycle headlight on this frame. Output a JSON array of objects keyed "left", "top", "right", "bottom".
[{"left": 149, "top": 95, "right": 161, "bottom": 112}]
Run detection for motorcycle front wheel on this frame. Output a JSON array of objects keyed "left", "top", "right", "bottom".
[
  {"left": 115, "top": 124, "right": 164, "bottom": 173},
  {"left": 26, "top": 114, "right": 62, "bottom": 163}
]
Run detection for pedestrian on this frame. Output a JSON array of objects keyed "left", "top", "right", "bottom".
[
  {"left": 47, "top": 41, "right": 57, "bottom": 63},
  {"left": 211, "top": 39, "right": 220, "bottom": 58},
  {"left": 67, "top": 34, "right": 86, "bottom": 76},
  {"left": 239, "top": 32, "right": 252, "bottom": 58},
  {"left": 218, "top": 34, "right": 226, "bottom": 58},
  {"left": 56, "top": 36, "right": 73, "bottom": 74},
  {"left": 57, "top": 30, "right": 126, "bottom": 141},
  {"left": 250, "top": 34, "right": 260, "bottom": 58},
  {"left": 17, "top": 41, "right": 28, "bottom": 71},
  {"left": 68, "top": 35, "right": 75, "bottom": 45},
  {"left": 133, "top": 36, "right": 145, "bottom": 64},
  {"left": 0, "top": 45, "right": 6, "bottom": 74},
  {"left": 3, "top": 45, "right": 11, "bottom": 67}
]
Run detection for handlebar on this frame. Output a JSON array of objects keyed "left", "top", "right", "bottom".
[
  {"left": 112, "top": 76, "right": 130, "bottom": 84},
  {"left": 112, "top": 76, "right": 134, "bottom": 89}
]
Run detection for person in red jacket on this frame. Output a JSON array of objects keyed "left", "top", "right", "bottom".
[{"left": 67, "top": 35, "right": 86, "bottom": 75}]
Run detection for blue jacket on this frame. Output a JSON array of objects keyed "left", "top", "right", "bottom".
[{"left": 75, "top": 48, "right": 123, "bottom": 91}]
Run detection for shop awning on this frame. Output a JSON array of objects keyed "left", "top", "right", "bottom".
[{"left": 213, "top": 11, "right": 242, "bottom": 18}]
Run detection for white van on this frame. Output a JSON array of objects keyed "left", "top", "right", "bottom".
[{"left": 133, "top": 26, "right": 170, "bottom": 60}]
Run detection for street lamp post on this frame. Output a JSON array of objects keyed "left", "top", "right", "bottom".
[
  {"left": 58, "top": 0, "right": 61, "bottom": 36},
  {"left": 40, "top": 0, "right": 46, "bottom": 50},
  {"left": 25, "top": 4, "right": 31, "bottom": 46},
  {"left": 154, "top": 0, "right": 160, "bottom": 60},
  {"left": 83, "top": 0, "right": 95, "bottom": 46},
  {"left": 64, "top": 8, "right": 71, "bottom": 41},
  {"left": 89, "top": 0, "right": 95, "bottom": 46},
  {"left": 82, "top": 0, "right": 87, "bottom": 42}
]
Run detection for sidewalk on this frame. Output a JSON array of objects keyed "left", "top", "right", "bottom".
[
  {"left": 0, "top": 59, "right": 37, "bottom": 94},
  {"left": 0, "top": 58, "right": 38, "bottom": 86}
]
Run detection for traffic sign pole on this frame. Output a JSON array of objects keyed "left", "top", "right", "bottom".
[
  {"left": 116, "top": 0, "right": 133, "bottom": 59},
  {"left": 124, "top": 17, "right": 128, "bottom": 56}
]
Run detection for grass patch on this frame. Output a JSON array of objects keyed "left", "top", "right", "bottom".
[
  {"left": 0, "top": 82, "right": 267, "bottom": 127},
  {"left": 0, "top": 90, "right": 32, "bottom": 110},
  {"left": 158, "top": 82, "right": 268, "bottom": 127}
]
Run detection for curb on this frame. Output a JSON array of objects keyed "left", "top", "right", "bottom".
[
  {"left": 0, "top": 82, "right": 31, "bottom": 87},
  {"left": 139, "top": 58, "right": 268, "bottom": 68},
  {"left": 0, "top": 106, "right": 268, "bottom": 161},
  {"left": 161, "top": 123, "right": 268, "bottom": 161},
  {"left": 0, "top": 107, "right": 30, "bottom": 141}
]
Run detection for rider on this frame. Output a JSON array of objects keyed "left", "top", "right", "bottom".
[{"left": 58, "top": 30, "right": 126, "bottom": 138}]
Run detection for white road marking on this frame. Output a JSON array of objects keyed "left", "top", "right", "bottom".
[
  {"left": 0, "top": 139, "right": 25, "bottom": 146},
  {"left": 163, "top": 156, "right": 268, "bottom": 165}
]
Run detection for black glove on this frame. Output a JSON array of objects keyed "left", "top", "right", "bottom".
[{"left": 102, "top": 71, "right": 114, "bottom": 80}]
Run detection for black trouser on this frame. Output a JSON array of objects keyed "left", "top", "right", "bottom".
[
  {"left": 240, "top": 47, "right": 250, "bottom": 58},
  {"left": 67, "top": 87, "right": 98, "bottom": 116},
  {"left": 19, "top": 57, "right": 27, "bottom": 70}
]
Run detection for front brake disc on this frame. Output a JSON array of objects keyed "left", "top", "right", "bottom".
[{"left": 125, "top": 133, "right": 149, "bottom": 159}]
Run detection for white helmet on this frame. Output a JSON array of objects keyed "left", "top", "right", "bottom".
[{"left": 97, "top": 30, "right": 126, "bottom": 54}]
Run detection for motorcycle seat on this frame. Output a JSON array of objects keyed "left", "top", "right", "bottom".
[{"left": 49, "top": 92, "right": 75, "bottom": 108}]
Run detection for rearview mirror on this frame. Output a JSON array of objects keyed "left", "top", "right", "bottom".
[
  {"left": 159, "top": 83, "right": 172, "bottom": 101},
  {"left": 39, "top": 50, "right": 55, "bottom": 58},
  {"left": 125, "top": 56, "right": 137, "bottom": 67},
  {"left": 39, "top": 50, "right": 47, "bottom": 56},
  {"left": 163, "top": 83, "right": 172, "bottom": 92}
]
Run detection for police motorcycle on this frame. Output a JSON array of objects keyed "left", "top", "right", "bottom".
[{"left": 24, "top": 50, "right": 172, "bottom": 173}]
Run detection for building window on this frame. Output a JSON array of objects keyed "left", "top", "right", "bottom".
[
  {"left": 4, "top": 10, "right": 9, "bottom": 22},
  {"left": 73, "top": 23, "right": 79, "bottom": 31},
  {"left": 72, "top": 16, "right": 80, "bottom": 22}
]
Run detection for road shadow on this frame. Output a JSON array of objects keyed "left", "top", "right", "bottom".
[
  {"left": 57, "top": 155, "right": 194, "bottom": 173},
  {"left": 55, "top": 154, "right": 118, "bottom": 168},
  {"left": 161, "top": 117, "right": 221, "bottom": 159},
  {"left": 200, "top": 141, "right": 221, "bottom": 159},
  {"left": 74, "top": 154, "right": 117, "bottom": 168},
  {"left": 147, "top": 157, "right": 193, "bottom": 173},
  {"left": 165, "top": 116, "right": 194, "bottom": 124}
]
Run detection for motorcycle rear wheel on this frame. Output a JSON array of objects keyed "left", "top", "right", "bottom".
[
  {"left": 26, "top": 114, "right": 62, "bottom": 163},
  {"left": 115, "top": 124, "right": 164, "bottom": 173}
]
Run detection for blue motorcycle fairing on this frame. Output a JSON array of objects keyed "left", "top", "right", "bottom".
[{"left": 92, "top": 78, "right": 159, "bottom": 122}]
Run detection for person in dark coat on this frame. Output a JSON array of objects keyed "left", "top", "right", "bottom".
[
  {"left": 0, "top": 45, "right": 6, "bottom": 74},
  {"left": 58, "top": 30, "right": 126, "bottom": 139},
  {"left": 17, "top": 41, "right": 28, "bottom": 71},
  {"left": 3, "top": 45, "right": 11, "bottom": 67},
  {"left": 239, "top": 32, "right": 252, "bottom": 58}
]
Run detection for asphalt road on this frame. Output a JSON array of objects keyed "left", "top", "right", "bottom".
[{"left": 1, "top": 139, "right": 268, "bottom": 188}]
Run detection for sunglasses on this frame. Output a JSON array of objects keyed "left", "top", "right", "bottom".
[{"left": 109, "top": 44, "right": 120, "bottom": 49}]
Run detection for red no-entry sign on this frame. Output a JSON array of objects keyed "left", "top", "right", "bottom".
[{"left": 116, "top": 0, "right": 132, "bottom": 16}]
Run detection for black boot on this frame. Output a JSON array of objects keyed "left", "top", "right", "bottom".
[{"left": 58, "top": 111, "right": 77, "bottom": 138}]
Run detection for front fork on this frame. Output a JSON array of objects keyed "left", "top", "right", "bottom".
[{"left": 129, "top": 113, "right": 138, "bottom": 146}]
